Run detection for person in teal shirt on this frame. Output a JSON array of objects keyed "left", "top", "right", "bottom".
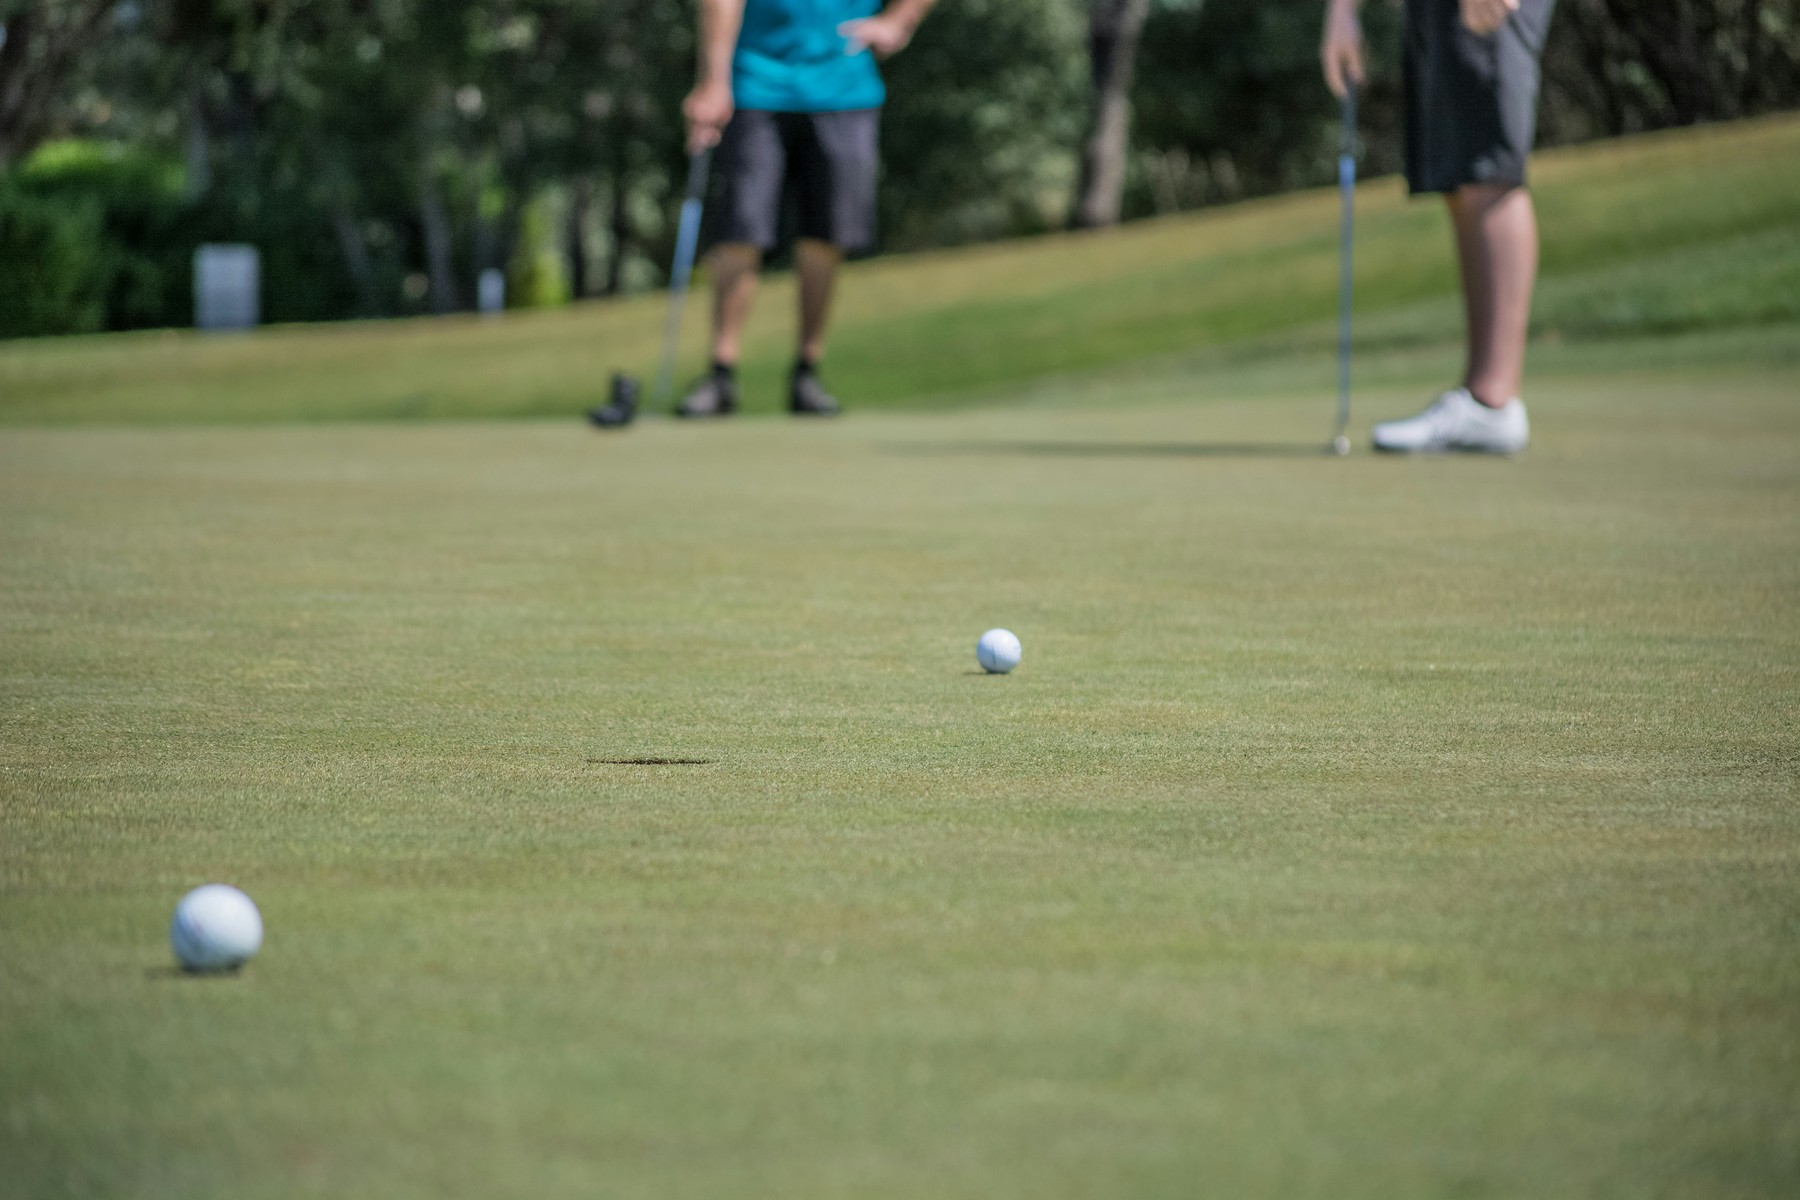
[
  {"left": 677, "top": 0, "right": 937, "bottom": 418},
  {"left": 734, "top": 0, "right": 888, "bottom": 112}
]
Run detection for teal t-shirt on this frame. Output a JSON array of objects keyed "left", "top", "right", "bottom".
[{"left": 733, "top": 0, "right": 886, "bottom": 113}]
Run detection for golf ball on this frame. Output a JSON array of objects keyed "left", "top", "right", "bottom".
[
  {"left": 976, "top": 628, "right": 1022, "bottom": 674},
  {"left": 170, "top": 884, "right": 263, "bottom": 973}
]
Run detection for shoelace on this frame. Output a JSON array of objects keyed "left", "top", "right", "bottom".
[{"left": 1423, "top": 391, "right": 1467, "bottom": 435}]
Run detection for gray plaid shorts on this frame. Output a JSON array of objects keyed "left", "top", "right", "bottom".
[
  {"left": 1404, "top": 0, "right": 1557, "bottom": 194},
  {"left": 708, "top": 108, "right": 880, "bottom": 255}
]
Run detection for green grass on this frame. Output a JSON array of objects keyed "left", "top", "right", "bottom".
[
  {"left": 3, "top": 335, "right": 1799, "bottom": 1196},
  {"left": 4, "top": 113, "right": 1800, "bottom": 1197},
  {"left": 2, "top": 113, "right": 1798, "bottom": 422}
]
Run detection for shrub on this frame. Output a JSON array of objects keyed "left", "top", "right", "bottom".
[
  {"left": 20, "top": 140, "right": 194, "bottom": 329},
  {"left": 0, "top": 183, "right": 108, "bottom": 338}
]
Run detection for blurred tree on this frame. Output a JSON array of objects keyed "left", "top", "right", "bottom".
[
  {"left": 1541, "top": 0, "right": 1800, "bottom": 140},
  {"left": 879, "top": 0, "right": 1086, "bottom": 248},
  {"left": 0, "top": 0, "right": 120, "bottom": 168},
  {"left": 0, "top": 176, "right": 106, "bottom": 335},
  {"left": 2, "top": 0, "right": 1796, "bottom": 336},
  {"left": 1072, "top": 0, "right": 1154, "bottom": 228},
  {"left": 1133, "top": 0, "right": 1406, "bottom": 219},
  {"left": 1131, "top": 0, "right": 1800, "bottom": 222}
]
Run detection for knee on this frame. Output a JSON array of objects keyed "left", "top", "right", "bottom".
[
  {"left": 711, "top": 243, "right": 763, "bottom": 273},
  {"left": 795, "top": 238, "right": 844, "bottom": 267},
  {"left": 1450, "top": 181, "right": 1525, "bottom": 211}
]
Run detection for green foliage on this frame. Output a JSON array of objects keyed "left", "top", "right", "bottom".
[
  {"left": 1542, "top": 0, "right": 1800, "bottom": 138},
  {"left": 879, "top": 0, "right": 1088, "bottom": 247},
  {"left": 192, "top": 163, "right": 375, "bottom": 325},
  {"left": 507, "top": 196, "right": 572, "bottom": 308},
  {"left": 1, "top": 139, "right": 193, "bottom": 335},
  {"left": 7, "top": 0, "right": 1800, "bottom": 335},
  {"left": 1133, "top": 0, "right": 1406, "bottom": 217},
  {"left": 0, "top": 181, "right": 107, "bottom": 337},
  {"left": 0, "top": 135, "right": 368, "bottom": 334},
  {"left": 1130, "top": 0, "right": 1800, "bottom": 220}
]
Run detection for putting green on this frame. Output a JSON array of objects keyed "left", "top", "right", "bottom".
[{"left": 3, "top": 335, "right": 1797, "bottom": 1197}]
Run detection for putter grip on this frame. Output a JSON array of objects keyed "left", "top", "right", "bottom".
[{"left": 685, "top": 148, "right": 713, "bottom": 203}]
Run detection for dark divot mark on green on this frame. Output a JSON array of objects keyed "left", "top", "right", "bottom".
[{"left": 587, "top": 757, "right": 714, "bottom": 766}]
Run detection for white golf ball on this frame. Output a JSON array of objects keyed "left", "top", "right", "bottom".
[
  {"left": 170, "top": 884, "right": 263, "bottom": 973},
  {"left": 976, "top": 628, "right": 1022, "bottom": 674}
]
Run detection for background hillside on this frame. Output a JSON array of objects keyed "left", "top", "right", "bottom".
[{"left": 3, "top": 114, "right": 1797, "bottom": 423}]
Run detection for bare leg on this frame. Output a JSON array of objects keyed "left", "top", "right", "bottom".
[
  {"left": 795, "top": 238, "right": 843, "bottom": 364},
  {"left": 1447, "top": 190, "right": 1495, "bottom": 395},
  {"left": 1446, "top": 183, "right": 1538, "bottom": 407},
  {"left": 709, "top": 242, "right": 762, "bottom": 366}
]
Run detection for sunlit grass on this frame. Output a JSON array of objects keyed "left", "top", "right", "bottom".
[
  {"left": 3, "top": 331, "right": 1798, "bottom": 1197},
  {"left": 2, "top": 114, "right": 1796, "bottom": 422}
]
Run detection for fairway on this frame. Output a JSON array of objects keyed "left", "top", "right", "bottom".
[{"left": 4, "top": 333, "right": 1799, "bottom": 1195}]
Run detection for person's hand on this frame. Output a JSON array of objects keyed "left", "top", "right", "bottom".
[
  {"left": 682, "top": 79, "right": 734, "bottom": 152},
  {"left": 839, "top": 11, "right": 917, "bottom": 59},
  {"left": 1321, "top": 1, "right": 1365, "bottom": 99},
  {"left": 1461, "top": 0, "right": 1519, "bottom": 35}
]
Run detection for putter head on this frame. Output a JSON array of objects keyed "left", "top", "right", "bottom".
[{"left": 587, "top": 373, "right": 641, "bottom": 429}]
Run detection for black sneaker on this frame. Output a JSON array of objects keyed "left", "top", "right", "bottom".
[
  {"left": 586, "top": 373, "right": 640, "bottom": 428},
  {"left": 676, "top": 371, "right": 739, "bottom": 418},
  {"left": 790, "top": 368, "right": 840, "bottom": 417}
]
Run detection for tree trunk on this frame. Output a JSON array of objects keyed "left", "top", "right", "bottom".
[
  {"left": 603, "top": 136, "right": 634, "bottom": 296},
  {"left": 418, "top": 152, "right": 460, "bottom": 314},
  {"left": 185, "top": 90, "right": 213, "bottom": 197},
  {"left": 1743, "top": 0, "right": 1765, "bottom": 113},
  {"left": 1071, "top": 0, "right": 1152, "bottom": 229},
  {"left": 567, "top": 177, "right": 593, "bottom": 299},
  {"left": 501, "top": 195, "right": 525, "bottom": 282},
  {"left": 330, "top": 201, "right": 376, "bottom": 315},
  {"left": 0, "top": 1, "right": 115, "bottom": 169}
]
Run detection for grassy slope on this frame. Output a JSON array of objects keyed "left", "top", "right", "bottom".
[
  {"left": 2, "top": 113, "right": 1798, "bottom": 423},
  {"left": 2, "top": 347, "right": 1798, "bottom": 1196}
]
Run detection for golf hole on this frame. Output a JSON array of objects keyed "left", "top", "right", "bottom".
[{"left": 586, "top": 757, "right": 713, "bottom": 766}]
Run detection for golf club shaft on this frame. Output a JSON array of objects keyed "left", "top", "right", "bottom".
[
  {"left": 653, "top": 148, "right": 714, "bottom": 408},
  {"left": 1336, "top": 85, "right": 1357, "bottom": 442}
]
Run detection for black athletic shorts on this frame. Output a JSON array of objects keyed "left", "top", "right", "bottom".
[
  {"left": 1404, "top": 0, "right": 1556, "bottom": 194},
  {"left": 708, "top": 108, "right": 880, "bottom": 255}
]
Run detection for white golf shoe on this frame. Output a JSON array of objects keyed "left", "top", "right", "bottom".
[{"left": 1370, "top": 388, "right": 1530, "bottom": 455}]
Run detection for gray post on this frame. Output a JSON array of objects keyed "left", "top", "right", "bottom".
[
  {"left": 478, "top": 268, "right": 506, "bottom": 316},
  {"left": 193, "top": 244, "right": 261, "bottom": 331}
]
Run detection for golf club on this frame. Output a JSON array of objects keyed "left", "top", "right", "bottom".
[
  {"left": 588, "top": 146, "right": 713, "bottom": 428},
  {"left": 656, "top": 147, "right": 714, "bottom": 406},
  {"left": 1331, "top": 83, "right": 1357, "bottom": 456}
]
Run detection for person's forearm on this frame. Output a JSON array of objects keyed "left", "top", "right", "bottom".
[
  {"left": 696, "top": 0, "right": 745, "bottom": 87},
  {"left": 1321, "top": 0, "right": 1367, "bottom": 96}
]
